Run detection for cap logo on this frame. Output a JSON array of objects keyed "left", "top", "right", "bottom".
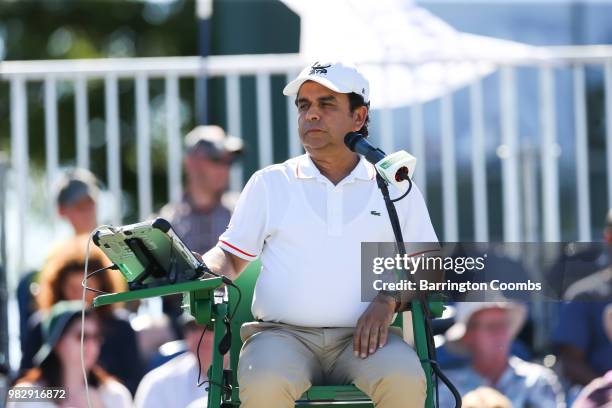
[{"left": 309, "top": 62, "right": 331, "bottom": 75}]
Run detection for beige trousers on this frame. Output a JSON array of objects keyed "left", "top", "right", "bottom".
[{"left": 237, "top": 321, "right": 426, "bottom": 408}]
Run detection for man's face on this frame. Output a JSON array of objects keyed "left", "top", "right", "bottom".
[
  {"left": 296, "top": 81, "right": 367, "bottom": 156},
  {"left": 462, "top": 308, "right": 513, "bottom": 359},
  {"left": 185, "top": 153, "right": 232, "bottom": 194},
  {"left": 58, "top": 195, "right": 97, "bottom": 235}
]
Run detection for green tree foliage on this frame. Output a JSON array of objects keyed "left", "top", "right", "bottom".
[{"left": 0, "top": 0, "right": 197, "bottom": 221}]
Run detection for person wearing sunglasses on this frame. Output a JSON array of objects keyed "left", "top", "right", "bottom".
[
  {"left": 160, "top": 125, "right": 244, "bottom": 255},
  {"left": 159, "top": 125, "right": 243, "bottom": 339},
  {"left": 8, "top": 301, "right": 132, "bottom": 408}
]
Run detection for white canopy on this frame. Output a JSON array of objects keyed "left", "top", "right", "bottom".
[{"left": 281, "top": 0, "right": 546, "bottom": 108}]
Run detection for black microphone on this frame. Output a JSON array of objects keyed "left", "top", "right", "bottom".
[
  {"left": 344, "top": 132, "right": 386, "bottom": 165},
  {"left": 345, "top": 131, "right": 412, "bottom": 183}
]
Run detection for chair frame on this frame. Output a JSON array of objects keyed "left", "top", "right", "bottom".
[{"left": 93, "top": 262, "right": 444, "bottom": 408}]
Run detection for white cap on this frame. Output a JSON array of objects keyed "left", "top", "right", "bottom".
[
  {"left": 444, "top": 301, "right": 527, "bottom": 356},
  {"left": 283, "top": 61, "right": 370, "bottom": 103}
]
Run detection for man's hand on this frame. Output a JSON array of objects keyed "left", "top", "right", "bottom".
[
  {"left": 199, "top": 246, "right": 249, "bottom": 281},
  {"left": 353, "top": 294, "right": 397, "bottom": 359}
]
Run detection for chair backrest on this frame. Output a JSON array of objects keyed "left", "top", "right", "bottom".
[{"left": 227, "top": 260, "right": 261, "bottom": 388}]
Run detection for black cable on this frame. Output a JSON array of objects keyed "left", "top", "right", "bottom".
[
  {"left": 196, "top": 325, "right": 208, "bottom": 386},
  {"left": 81, "top": 265, "right": 119, "bottom": 296},
  {"left": 191, "top": 261, "right": 243, "bottom": 389},
  {"left": 375, "top": 173, "right": 461, "bottom": 408},
  {"left": 431, "top": 360, "right": 462, "bottom": 407},
  {"left": 196, "top": 263, "right": 242, "bottom": 322},
  {"left": 423, "top": 300, "right": 441, "bottom": 406},
  {"left": 195, "top": 325, "right": 232, "bottom": 393},
  {"left": 227, "top": 282, "right": 242, "bottom": 322},
  {"left": 390, "top": 176, "right": 413, "bottom": 203}
]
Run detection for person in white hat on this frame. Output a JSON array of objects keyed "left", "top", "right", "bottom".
[
  {"left": 438, "top": 302, "right": 565, "bottom": 408},
  {"left": 197, "top": 61, "right": 438, "bottom": 407}
]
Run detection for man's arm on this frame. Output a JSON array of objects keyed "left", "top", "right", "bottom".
[
  {"left": 198, "top": 246, "right": 250, "bottom": 281},
  {"left": 354, "top": 255, "right": 440, "bottom": 360},
  {"left": 353, "top": 184, "right": 440, "bottom": 359}
]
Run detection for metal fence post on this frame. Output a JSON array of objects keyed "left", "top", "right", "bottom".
[{"left": 0, "top": 152, "right": 8, "bottom": 370}]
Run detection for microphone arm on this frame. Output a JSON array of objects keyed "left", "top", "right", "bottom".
[
  {"left": 344, "top": 132, "right": 415, "bottom": 185},
  {"left": 345, "top": 131, "right": 386, "bottom": 164},
  {"left": 344, "top": 131, "right": 462, "bottom": 408}
]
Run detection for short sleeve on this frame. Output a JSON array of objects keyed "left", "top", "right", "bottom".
[
  {"left": 401, "top": 183, "right": 438, "bottom": 243},
  {"left": 217, "top": 171, "right": 269, "bottom": 261}
]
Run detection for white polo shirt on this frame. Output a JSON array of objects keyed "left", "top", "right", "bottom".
[{"left": 218, "top": 154, "right": 438, "bottom": 327}]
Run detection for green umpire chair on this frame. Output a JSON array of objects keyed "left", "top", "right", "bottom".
[
  {"left": 93, "top": 259, "right": 444, "bottom": 407},
  {"left": 203, "top": 260, "right": 444, "bottom": 408}
]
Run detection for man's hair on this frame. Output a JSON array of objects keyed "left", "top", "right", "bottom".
[{"left": 348, "top": 92, "right": 370, "bottom": 137}]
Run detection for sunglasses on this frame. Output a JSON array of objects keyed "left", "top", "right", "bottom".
[
  {"left": 207, "top": 156, "right": 235, "bottom": 166},
  {"left": 190, "top": 151, "right": 236, "bottom": 165},
  {"left": 67, "top": 330, "right": 102, "bottom": 343}
]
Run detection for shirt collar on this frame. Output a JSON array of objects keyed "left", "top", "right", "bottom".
[{"left": 295, "top": 154, "right": 376, "bottom": 183}]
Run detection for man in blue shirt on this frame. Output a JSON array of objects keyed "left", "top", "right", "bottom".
[
  {"left": 439, "top": 302, "right": 565, "bottom": 408},
  {"left": 552, "top": 209, "right": 612, "bottom": 386}
]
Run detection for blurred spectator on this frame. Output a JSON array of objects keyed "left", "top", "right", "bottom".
[
  {"left": 545, "top": 210, "right": 612, "bottom": 299},
  {"left": 0, "top": 362, "right": 8, "bottom": 406},
  {"left": 159, "top": 125, "right": 243, "bottom": 253},
  {"left": 55, "top": 168, "right": 100, "bottom": 236},
  {"left": 462, "top": 386, "right": 513, "bottom": 408},
  {"left": 571, "top": 371, "right": 612, "bottom": 408},
  {"left": 158, "top": 125, "right": 243, "bottom": 337},
  {"left": 552, "top": 210, "right": 612, "bottom": 387},
  {"left": 438, "top": 302, "right": 565, "bottom": 408},
  {"left": 7, "top": 301, "right": 132, "bottom": 408},
  {"left": 134, "top": 313, "right": 214, "bottom": 408},
  {"left": 130, "top": 313, "right": 176, "bottom": 366},
  {"left": 17, "top": 168, "right": 102, "bottom": 357},
  {"left": 19, "top": 235, "right": 145, "bottom": 395}
]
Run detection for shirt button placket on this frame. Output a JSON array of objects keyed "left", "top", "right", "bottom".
[{"left": 327, "top": 185, "right": 343, "bottom": 236}]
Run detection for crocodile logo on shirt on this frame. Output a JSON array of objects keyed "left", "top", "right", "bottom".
[{"left": 370, "top": 211, "right": 381, "bottom": 216}]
